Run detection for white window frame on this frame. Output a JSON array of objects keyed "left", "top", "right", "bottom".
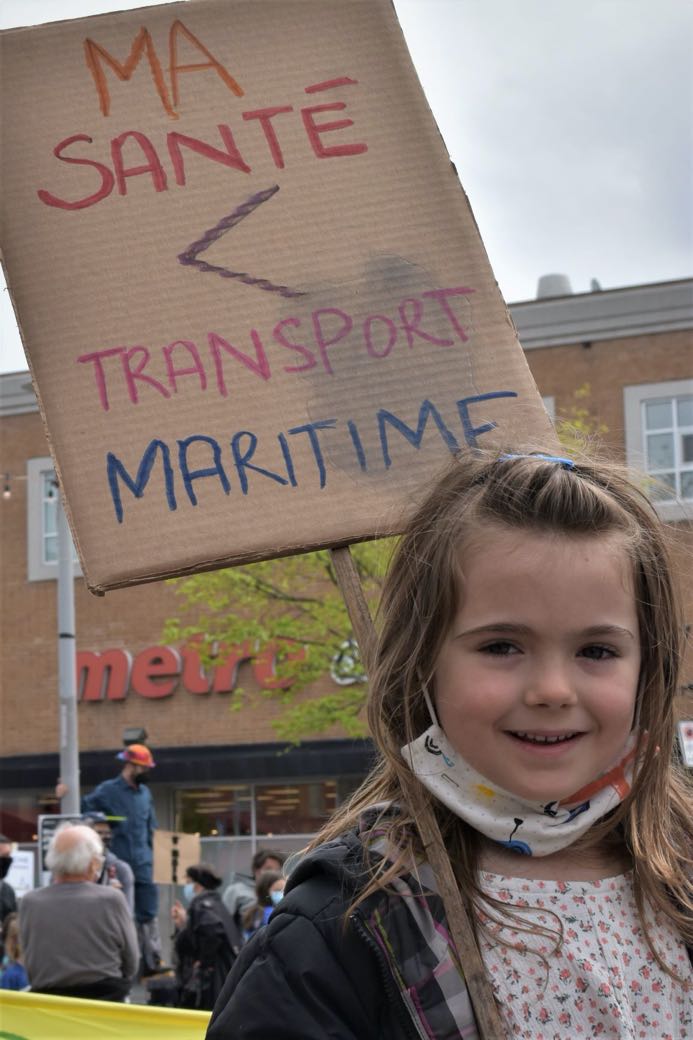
[
  {"left": 26, "top": 457, "right": 81, "bottom": 582},
  {"left": 623, "top": 379, "right": 693, "bottom": 522},
  {"left": 541, "top": 395, "right": 556, "bottom": 421}
]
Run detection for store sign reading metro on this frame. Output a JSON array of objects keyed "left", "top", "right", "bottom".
[
  {"left": 0, "top": 0, "right": 555, "bottom": 594},
  {"left": 77, "top": 642, "right": 305, "bottom": 702}
]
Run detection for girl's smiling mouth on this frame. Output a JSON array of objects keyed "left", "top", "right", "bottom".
[{"left": 507, "top": 731, "right": 585, "bottom": 748}]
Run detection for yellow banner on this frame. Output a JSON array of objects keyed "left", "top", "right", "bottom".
[{"left": 0, "top": 989, "right": 211, "bottom": 1039}]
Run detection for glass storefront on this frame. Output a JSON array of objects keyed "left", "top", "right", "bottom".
[
  {"left": 179, "top": 777, "right": 362, "bottom": 883},
  {"left": 176, "top": 784, "right": 253, "bottom": 837},
  {"left": 0, "top": 770, "right": 364, "bottom": 879},
  {"left": 175, "top": 776, "right": 359, "bottom": 838},
  {"left": 0, "top": 770, "right": 366, "bottom": 913},
  {"left": 0, "top": 775, "right": 361, "bottom": 844}
]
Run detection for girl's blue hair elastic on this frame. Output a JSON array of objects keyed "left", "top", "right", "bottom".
[{"left": 499, "top": 452, "right": 576, "bottom": 470}]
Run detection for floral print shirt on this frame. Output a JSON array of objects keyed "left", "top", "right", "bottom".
[{"left": 478, "top": 871, "right": 691, "bottom": 1039}]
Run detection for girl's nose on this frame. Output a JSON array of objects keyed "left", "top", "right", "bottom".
[{"left": 523, "top": 663, "right": 578, "bottom": 708}]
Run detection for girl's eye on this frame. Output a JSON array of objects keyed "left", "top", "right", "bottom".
[
  {"left": 579, "top": 644, "right": 616, "bottom": 661},
  {"left": 480, "top": 641, "right": 519, "bottom": 656}
]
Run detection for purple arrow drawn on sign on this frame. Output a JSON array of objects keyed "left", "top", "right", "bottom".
[{"left": 178, "top": 184, "right": 306, "bottom": 298}]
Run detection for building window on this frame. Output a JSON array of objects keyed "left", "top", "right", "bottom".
[
  {"left": 176, "top": 785, "right": 253, "bottom": 838},
  {"left": 255, "top": 779, "right": 339, "bottom": 835},
  {"left": 542, "top": 395, "right": 556, "bottom": 421},
  {"left": 27, "top": 458, "right": 80, "bottom": 582},
  {"left": 40, "top": 471, "right": 59, "bottom": 564},
  {"left": 624, "top": 380, "right": 693, "bottom": 521},
  {"left": 174, "top": 777, "right": 360, "bottom": 839}
]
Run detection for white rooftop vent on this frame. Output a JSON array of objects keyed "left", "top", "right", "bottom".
[{"left": 536, "top": 273, "right": 573, "bottom": 299}]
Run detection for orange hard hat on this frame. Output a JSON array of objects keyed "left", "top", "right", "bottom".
[{"left": 116, "top": 743, "right": 155, "bottom": 768}]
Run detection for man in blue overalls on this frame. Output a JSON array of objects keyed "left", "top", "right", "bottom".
[{"left": 82, "top": 744, "right": 162, "bottom": 974}]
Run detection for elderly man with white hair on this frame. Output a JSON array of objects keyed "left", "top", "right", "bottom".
[{"left": 19, "top": 823, "right": 138, "bottom": 1001}]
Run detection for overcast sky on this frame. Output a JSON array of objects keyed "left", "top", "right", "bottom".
[{"left": 1, "top": 0, "right": 691, "bottom": 373}]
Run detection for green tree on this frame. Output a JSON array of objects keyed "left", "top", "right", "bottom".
[
  {"left": 165, "top": 540, "right": 392, "bottom": 743},
  {"left": 554, "top": 382, "right": 608, "bottom": 453}
]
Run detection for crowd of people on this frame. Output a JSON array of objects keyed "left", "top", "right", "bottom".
[
  {"left": 0, "top": 814, "right": 288, "bottom": 1010},
  {"left": 0, "top": 743, "right": 289, "bottom": 1009}
]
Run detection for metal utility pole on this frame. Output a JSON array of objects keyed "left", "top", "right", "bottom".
[{"left": 57, "top": 490, "right": 80, "bottom": 813}]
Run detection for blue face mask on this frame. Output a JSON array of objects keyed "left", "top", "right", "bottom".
[
  {"left": 182, "top": 882, "right": 195, "bottom": 905},
  {"left": 270, "top": 888, "right": 284, "bottom": 906}
]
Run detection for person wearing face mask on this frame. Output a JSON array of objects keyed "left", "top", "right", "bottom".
[
  {"left": 81, "top": 744, "right": 162, "bottom": 974},
  {"left": 222, "top": 848, "right": 286, "bottom": 934},
  {"left": 265, "top": 877, "right": 286, "bottom": 918},
  {"left": 0, "top": 834, "right": 17, "bottom": 961},
  {"left": 82, "top": 812, "right": 135, "bottom": 915},
  {"left": 171, "top": 863, "right": 241, "bottom": 1010},
  {"left": 18, "top": 823, "right": 138, "bottom": 1001},
  {"left": 240, "top": 870, "right": 286, "bottom": 941}
]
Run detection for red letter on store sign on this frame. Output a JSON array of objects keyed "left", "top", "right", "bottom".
[
  {"left": 131, "top": 645, "right": 181, "bottom": 698},
  {"left": 252, "top": 643, "right": 307, "bottom": 689},
  {"left": 77, "top": 649, "right": 132, "bottom": 701},
  {"left": 180, "top": 646, "right": 211, "bottom": 695},
  {"left": 211, "top": 643, "right": 253, "bottom": 693}
]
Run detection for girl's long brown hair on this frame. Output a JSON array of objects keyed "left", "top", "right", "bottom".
[{"left": 311, "top": 450, "right": 693, "bottom": 961}]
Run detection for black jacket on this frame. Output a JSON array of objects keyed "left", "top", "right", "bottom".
[
  {"left": 205, "top": 830, "right": 420, "bottom": 1040},
  {"left": 177, "top": 889, "right": 242, "bottom": 1012},
  {"left": 0, "top": 880, "right": 16, "bottom": 925},
  {"left": 207, "top": 831, "right": 693, "bottom": 1039}
]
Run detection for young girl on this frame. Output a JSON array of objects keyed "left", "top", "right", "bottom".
[{"left": 206, "top": 452, "right": 692, "bottom": 1040}]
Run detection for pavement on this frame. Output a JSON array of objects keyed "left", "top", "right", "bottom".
[
  {"left": 128, "top": 970, "right": 179, "bottom": 1006},
  {"left": 127, "top": 980, "right": 150, "bottom": 1005}
]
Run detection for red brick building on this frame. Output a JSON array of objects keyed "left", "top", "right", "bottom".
[{"left": 1, "top": 277, "right": 691, "bottom": 854}]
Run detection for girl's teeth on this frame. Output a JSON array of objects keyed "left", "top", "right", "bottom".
[{"left": 514, "top": 732, "right": 576, "bottom": 744}]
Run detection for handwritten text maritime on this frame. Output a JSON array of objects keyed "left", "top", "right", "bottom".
[{"left": 106, "top": 390, "right": 519, "bottom": 523}]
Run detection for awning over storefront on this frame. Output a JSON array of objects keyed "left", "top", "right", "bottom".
[{"left": 0, "top": 738, "right": 375, "bottom": 789}]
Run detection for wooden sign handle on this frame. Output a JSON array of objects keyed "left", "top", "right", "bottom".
[
  {"left": 329, "top": 545, "right": 377, "bottom": 668},
  {"left": 329, "top": 545, "right": 505, "bottom": 1040}
]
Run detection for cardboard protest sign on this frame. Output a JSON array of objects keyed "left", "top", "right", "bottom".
[
  {"left": 0, "top": 0, "right": 555, "bottom": 593},
  {"left": 153, "top": 828, "right": 201, "bottom": 885}
]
